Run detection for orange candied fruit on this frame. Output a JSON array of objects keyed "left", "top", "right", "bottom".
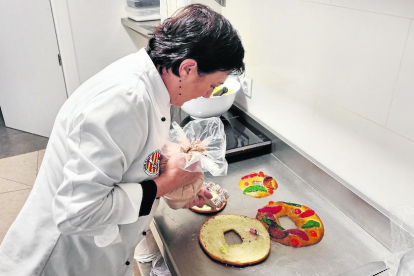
[
  {"left": 244, "top": 182, "right": 250, "bottom": 186},
  {"left": 268, "top": 201, "right": 274, "bottom": 205},
  {"left": 290, "top": 238, "right": 300, "bottom": 247},
  {"left": 310, "top": 230, "right": 318, "bottom": 237}
]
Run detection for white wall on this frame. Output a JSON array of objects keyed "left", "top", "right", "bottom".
[
  {"left": 0, "top": 0, "right": 68, "bottom": 137},
  {"left": 63, "top": 0, "right": 220, "bottom": 87},
  {"left": 223, "top": 0, "right": 414, "bottom": 216},
  {"left": 191, "top": 0, "right": 222, "bottom": 12},
  {"left": 55, "top": 0, "right": 149, "bottom": 93}
]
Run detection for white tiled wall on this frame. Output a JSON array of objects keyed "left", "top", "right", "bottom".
[
  {"left": 224, "top": 0, "right": 414, "bottom": 215},
  {"left": 331, "top": 0, "right": 414, "bottom": 19},
  {"left": 387, "top": 23, "right": 414, "bottom": 141}
]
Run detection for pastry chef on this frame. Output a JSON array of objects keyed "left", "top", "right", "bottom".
[{"left": 0, "top": 4, "right": 244, "bottom": 276}]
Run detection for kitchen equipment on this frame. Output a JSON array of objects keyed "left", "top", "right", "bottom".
[
  {"left": 126, "top": 0, "right": 160, "bottom": 22},
  {"left": 160, "top": 0, "right": 190, "bottom": 23},
  {"left": 181, "top": 77, "right": 241, "bottom": 119},
  {"left": 180, "top": 105, "right": 272, "bottom": 162}
]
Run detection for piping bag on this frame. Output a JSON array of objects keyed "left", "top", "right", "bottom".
[{"left": 161, "top": 117, "right": 229, "bottom": 209}]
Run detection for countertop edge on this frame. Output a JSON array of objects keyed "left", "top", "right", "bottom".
[{"left": 121, "top": 18, "right": 160, "bottom": 39}]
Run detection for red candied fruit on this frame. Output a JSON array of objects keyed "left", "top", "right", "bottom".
[
  {"left": 241, "top": 173, "right": 258, "bottom": 180},
  {"left": 258, "top": 171, "right": 265, "bottom": 177},
  {"left": 269, "top": 189, "right": 274, "bottom": 194},
  {"left": 290, "top": 238, "right": 300, "bottom": 247},
  {"left": 286, "top": 229, "right": 309, "bottom": 241},
  {"left": 310, "top": 230, "right": 318, "bottom": 237},
  {"left": 294, "top": 209, "right": 302, "bottom": 215},
  {"left": 268, "top": 201, "right": 274, "bottom": 205},
  {"left": 244, "top": 182, "right": 250, "bottom": 186},
  {"left": 299, "top": 209, "right": 315, "bottom": 218},
  {"left": 258, "top": 205, "right": 282, "bottom": 214}
]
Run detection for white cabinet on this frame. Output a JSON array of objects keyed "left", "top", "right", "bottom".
[{"left": 0, "top": 0, "right": 68, "bottom": 137}]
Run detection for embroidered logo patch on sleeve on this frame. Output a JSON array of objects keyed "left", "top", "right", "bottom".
[{"left": 143, "top": 149, "right": 161, "bottom": 176}]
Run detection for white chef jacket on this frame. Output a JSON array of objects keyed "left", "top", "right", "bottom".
[{"left": 0, "top": 48, "right": 171, "bottom": 276}]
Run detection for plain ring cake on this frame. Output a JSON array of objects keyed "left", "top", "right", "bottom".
[
  {"left": 199, "top": 214, "right": 270, "bottom": 266},
  {"left": 238, "top": 171, "right": 278, "bottom": 198},
  {"left": 256, "top": 201, "right": 324, "bottom": 247}
]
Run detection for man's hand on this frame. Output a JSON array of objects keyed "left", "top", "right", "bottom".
[{"left": 183, "top": 187, "right": 213, "bottom": 209}]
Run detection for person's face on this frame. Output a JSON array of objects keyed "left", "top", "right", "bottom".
[
  {"left": 179, "top": 71, "right": 229, "bottom": 105},
  {"left": 170, "top": 60, "right": 229, "bottom": 106}
]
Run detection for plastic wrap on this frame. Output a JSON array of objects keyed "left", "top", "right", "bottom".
[
  {"left": 163, "top": 117, "right": 227, "bottom": 176},
  {"left": 383, "top": 205, "right": 414, "bottom": 275},
  {"left": 150, "top": 253, "right": 172, "bottom": 276},
  {"left": 161, "top": 117, "right": 227, "bottom": 209}
]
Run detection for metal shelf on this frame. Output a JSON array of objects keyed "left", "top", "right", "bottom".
[{"left": 121, "top": 18, "right": 160, "bottom": 38}]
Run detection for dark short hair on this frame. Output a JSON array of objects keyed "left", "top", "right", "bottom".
[{"left": 146, "top": 4, "right": 245, "bottom": 77}]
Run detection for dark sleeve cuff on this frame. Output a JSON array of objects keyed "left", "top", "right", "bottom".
[{"left": 139, "top": 180, "right": 158, "bottom": 217}]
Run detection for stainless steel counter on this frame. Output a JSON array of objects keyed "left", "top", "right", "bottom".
[{"left": 153, "top": 154, "right": 391, "bottom": 276}]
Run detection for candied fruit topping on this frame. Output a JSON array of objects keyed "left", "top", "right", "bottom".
[
  {"left": 261, "top": 216, "right": 285, "bottom": 230},
  {"left": 290, "top": 238, "right": 300, "bottom": 247},
  {"left": 284, "top": 202, "right": 302, "bottom": 207},
  {"left": 274, "top": 222, "right": 285, "bottom": 230},
  {"left": 299, "top": 210, "right": 315, "bottom": 218},
  {"left": 263, "top": 176, "right": 273, "bottom": 182},
  {"left": 258, "top": 205, "right": 282, "bottom": 214},
  {"left": 243, "top": 185, "right": 267, "bottom": 194},
  {"left": 286, "top": 229, "right": 309, "bottom": 241},
  {"left": 310, "top": 230, "right": 318, "bottom": 237},
  {"left": 241, "top": 172, "right": 258, "bottom": 180},
  {"left": 294, "top": 208, "right": 302, "bottom": 215},
  {"left": 262, "top": 217, "right": 273, "bottom": 226},
  {"left": 268, "top": 201, "right": 275, "bottom": 205},
  {"left": 269, "top": 226, "right": 289, "bottom": 239},
  {"left": 301, "top": 220, "right": 320, "bottom": 229}
]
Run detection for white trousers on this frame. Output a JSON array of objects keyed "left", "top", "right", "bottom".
[{"left": 134, "top": 227, "right": 160, "bottom": 263}]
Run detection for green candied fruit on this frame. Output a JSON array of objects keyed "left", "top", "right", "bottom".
[
  {"left": 301, "top": 220, "right": 320, "bottom": 229},
  {"left": 274, "top": 222, "right": 285, "bottom": 230},
  {"left": 262, "top": 217, "right": 273, "bottom": 226},
  {"left": 283, "top": 202, "right": 302, "bottom": 207},
  {"left": 261, "top": 217, "right": 285, "bottom": 230},
  {"left": 243, "top": 185, "right": 268, "bottom": 194}
]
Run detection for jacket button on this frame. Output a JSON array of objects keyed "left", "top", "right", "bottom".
[
  {"left": 161, "top": 117, "right": 166, "bottom": 122},
  {"left": 142, "top": 231, "right": 147, "bottom": 236},
  {"left": 125, "top": 261, "right": 130, "bottom": 266}
]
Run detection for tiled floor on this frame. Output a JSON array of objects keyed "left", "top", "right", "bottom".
[
  {"left": 0, "top": 150, "right": 43, "bottom": 244},
  {"left": 0, "top": 150, "right": 143, "bottom": 275},
  {"left": 0, "top": 108, "right": 49, "bottom": 159}
]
